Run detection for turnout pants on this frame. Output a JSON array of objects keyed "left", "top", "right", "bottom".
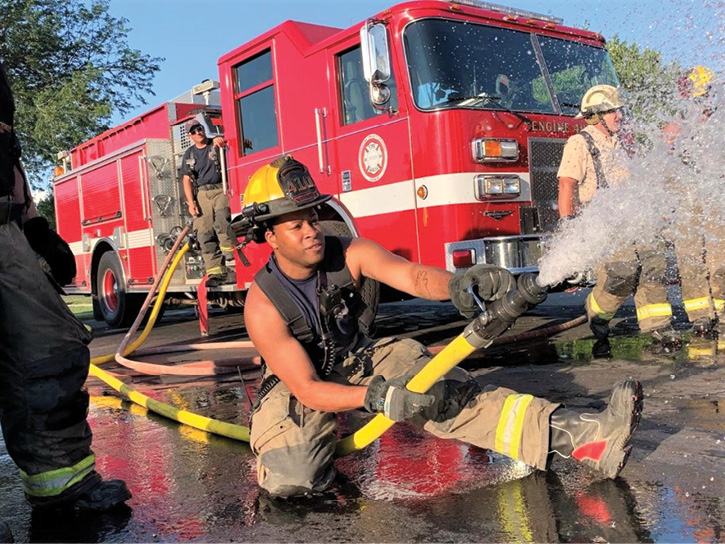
[
  {"left": 250, "top": 337, "right": 559, "bottom": 497},
  {"left": 194, "top": 186, "right": 234, "bottom": 276},
  {"left": 586, "top": 246, "right": 672, "bottom": 332},
  {"left": 0, "top": 222, "right": 96, "bottom": 498},
  {"left": 676, "top": 227, "right": 725, "bottom": 322}
]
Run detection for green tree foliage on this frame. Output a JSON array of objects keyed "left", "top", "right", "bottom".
[
  {"left": 35, "top": 192, "right": 55, "bottom": 230},
  {"left": 606, "top": 35, "right": 683, "bottom": 125},
  {"left": 0, "top": 0, "right": 162, "bottom": 184}
]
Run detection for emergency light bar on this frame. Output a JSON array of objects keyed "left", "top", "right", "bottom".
[{"left": 448, "top": 0, "right": 563, "bottom": 24}]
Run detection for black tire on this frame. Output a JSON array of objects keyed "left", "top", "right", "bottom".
[
  {"left": 95, "top": 252, "right": 143, "bottom": 328},
  {"left": 319, "top": 220, "right": 380, "bottom": 319}
]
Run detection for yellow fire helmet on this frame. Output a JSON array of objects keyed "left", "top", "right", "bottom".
[
  {"left": 231, "top": 156, "right": 331, "bottom": 253},
  {"left": 685, "top": 66, "right": 715, "bottom": 98},
  {"left": 242, "top": 155, "right": 330, "bottom": 223},
  {"left": 575, "top": 84, "right": 624, "bottom": 119}
]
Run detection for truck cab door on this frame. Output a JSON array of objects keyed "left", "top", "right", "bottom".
[{"left": 331, "top": 26, "right": 417, "bottom": 262}]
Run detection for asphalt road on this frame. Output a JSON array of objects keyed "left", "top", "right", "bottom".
[{"left": 1, "top": 290, "right": 723, "bottom": 542}]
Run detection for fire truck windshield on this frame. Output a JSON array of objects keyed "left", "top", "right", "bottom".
[{"left": 404, "top": 18, "right": 619, "bottom": 116}]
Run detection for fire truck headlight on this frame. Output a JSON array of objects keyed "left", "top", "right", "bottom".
[
  {"left": 475, "top": 175, "right": 521, "bottom": 200},
  {"left": 471, "top": 138, "right": 519, "bottom": 162}
]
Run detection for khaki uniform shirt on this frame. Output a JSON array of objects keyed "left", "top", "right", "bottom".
[{"left": 557, "top": 125, "right": 630, "bottom": 208}]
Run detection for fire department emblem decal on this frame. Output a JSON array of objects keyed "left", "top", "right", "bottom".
[{"left": 358, "top": 134, "right": 388, "bottom": 182}]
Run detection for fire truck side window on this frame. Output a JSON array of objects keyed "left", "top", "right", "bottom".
[
  {"left": 233, "top": 50, "right": 279, "bottom": 155},
  {"left": 537, "top": 36, "right": 619, "bottom": 116},
  {"left": 338, "top": 46, "right": 398, "bottom": 125}
]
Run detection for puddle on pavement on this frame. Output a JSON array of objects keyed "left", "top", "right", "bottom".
[
  {"left": 1, "top": 365, "right": 722, "bottom": 542},
  {"left": 555, "top": 332, "right": 724, "bottom": 366}
]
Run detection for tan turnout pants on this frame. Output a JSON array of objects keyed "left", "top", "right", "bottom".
[
  {"left": 676, "top": 228, "right": 725, "bottom": 322},
  {"left": 586, "top": 245, "right": 673, "bottom": 332},
  {"left": 194, "top": 186, "right": 233, "bottom": 277},
  {"left": 250, "top": 337, "right": 559, "bottom": 497}
]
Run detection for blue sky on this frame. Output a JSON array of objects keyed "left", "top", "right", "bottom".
[{"left": 108, "top": 0, "right": 723, "bottom": 124}]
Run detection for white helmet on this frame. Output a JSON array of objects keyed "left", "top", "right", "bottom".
[{"left": 575, "top": 85, "right": 624, "bottom": 119}]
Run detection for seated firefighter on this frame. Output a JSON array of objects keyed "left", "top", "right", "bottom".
[
  {"left": 181, "top": 117, "right": 235, "bottom": 287},
  {"left": 239, "top": 155, "right": 644, "bottom": 498}
]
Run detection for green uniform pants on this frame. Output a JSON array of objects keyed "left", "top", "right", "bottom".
[
  {"left": 586, "top": 246, "right": 673, "bottom": 332},
  {"left": 194, "top": 186, "right": 233, "bottom": 277},
  {"left": 250, "top": 337, "right": 559, "bottom": 497}
]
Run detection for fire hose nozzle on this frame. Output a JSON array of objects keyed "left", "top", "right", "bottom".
[{"left": 464, "top": 273, "right": 548, "bottom": 349}]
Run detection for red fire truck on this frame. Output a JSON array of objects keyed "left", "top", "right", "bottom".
[{"left": 53, "top": 0, "right": 619, "bottom": 326}]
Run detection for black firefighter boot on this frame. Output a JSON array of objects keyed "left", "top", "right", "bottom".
[
  {"left": 590, "top": 316, "right": 612, "bottom": 359},
  {"left": 27, "top": 471, "right": 131, "bottom": 512},
  {"left": 549, "top": 379, "right": 644, "bottom": 479},
  {"left": 650, "top": 326, "right": 683, "bottom": 353}
]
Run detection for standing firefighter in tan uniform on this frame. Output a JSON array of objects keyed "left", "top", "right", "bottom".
[
  {"left": 0, "top": 61, "right": 130, "bottom": 525},
  {"left": 665, "top": 67, "right": 724, "bottom": 339},
  {"left": 236, "top": 155, "right": 644, "bottom": 498},
  {"left": 182, "top": 118, "right": 235, "bottom": 287},
  {"left": 558, "top": 85, "right": 680, "bottom": 358}
]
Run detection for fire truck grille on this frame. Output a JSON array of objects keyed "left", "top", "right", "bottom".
[{"left": 528, "top": 137, "right": 566, "bottom": 233}]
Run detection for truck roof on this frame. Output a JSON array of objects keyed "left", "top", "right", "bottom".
[{"left": 218, "top": 0, "right": 603, "bottom": 66}]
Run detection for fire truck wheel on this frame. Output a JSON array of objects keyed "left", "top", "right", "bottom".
[
  {"left": 319, "top": 220, "right": 380, "bottom": 320},
  {"left": 96, "top": 251, "right": 144, "bottom": 328}
]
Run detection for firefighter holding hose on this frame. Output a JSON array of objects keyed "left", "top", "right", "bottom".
[{"left": 235, "top": 155, "right": 644, "bottom": 498}]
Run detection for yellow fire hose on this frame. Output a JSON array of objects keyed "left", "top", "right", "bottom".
[{"left": 88, "top": 233, "right": 545, "bottom": 456}]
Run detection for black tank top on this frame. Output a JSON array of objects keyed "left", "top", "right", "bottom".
[{"left": 267, "top": 253, "right": 359, "bottom": 364}]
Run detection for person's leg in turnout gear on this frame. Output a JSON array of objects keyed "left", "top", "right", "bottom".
[
  {"left": 338, "top": 337, "right": 644, "bottom": 480},
  {"left": 675, "top": 231, "right": 717, "bottom": 336},
  {"left": 195, "top": 189, "right": 227, "bottom": 286},
  {"left": 0, "top": 223, "right": 131, "bottom": 512},
  {"left": 549, "top": 379, "right": 644, "bottom": 478},
  {"left": 207, "top": 186, "right": 235, "bottom": 270},
  {"left": 586, "top": 255, "right": 639, "bottom": 358},
  {"left": 635, "top": 248, "right": 681, "bottom": 352}
]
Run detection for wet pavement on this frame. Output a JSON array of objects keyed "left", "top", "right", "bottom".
[{"left": 1, "top": 290, "right": 723, "bottom": 542}]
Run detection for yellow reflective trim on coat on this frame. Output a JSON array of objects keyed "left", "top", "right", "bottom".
[
  {"left": 587, "top": 293, "right": 615, "bottom": 320},
  {"left": 636, "top": 303, "right": 673, "bottom": 321},
  {"left": 495, "top": 394, "right": 534, "bottom": 460},
  {"left": 683, "top": 297, "right": 712, "bottom": 312},
  {"left": 20, "top": 454, "right": 95, "bottom": 497}
]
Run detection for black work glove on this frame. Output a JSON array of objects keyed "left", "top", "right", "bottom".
[
  {"left": 23, "top": 217, "right": 76, "bottom": 286},
  {"left": 448, "top": 264, "right": 514, "bottom": 318},
  {"left": 364, "top": 375, "right": 435, "bottom": 422}
]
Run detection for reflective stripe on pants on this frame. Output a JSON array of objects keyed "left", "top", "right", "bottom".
[{"left": 20, "top": 454, "right": 95, "bottom": 497}]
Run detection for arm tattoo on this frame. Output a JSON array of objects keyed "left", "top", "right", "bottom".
[{"left": 413, "top": 269, "right": 431, "bottom": 297}]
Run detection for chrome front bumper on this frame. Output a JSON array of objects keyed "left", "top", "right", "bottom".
[{"left": 445, "top": 235, "right": 543, "bottom": 275}]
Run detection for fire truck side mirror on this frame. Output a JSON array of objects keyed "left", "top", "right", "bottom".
[{"left": 360, "top": 22, "right": 391, "bottom": 85}]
